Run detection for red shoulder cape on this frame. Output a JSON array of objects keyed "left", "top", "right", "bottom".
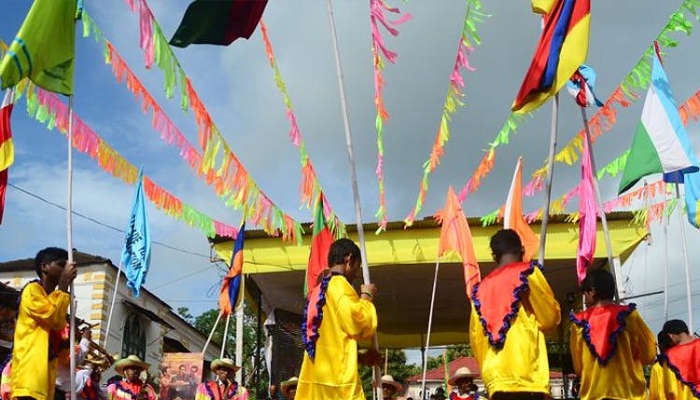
[
  {"left": 569, "top": 303, "right": 636, "bottom": 365},
  {"left": 661, "top": 338, "right": 700, "bottom": 398}
]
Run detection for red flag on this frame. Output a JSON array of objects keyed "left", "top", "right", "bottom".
[
  {"left": 434, "top": 186, "right": 480, "bottom": 295},
  {"left": 305, "top": 194, "right": 333, "bottom": 297},
  {"left": 0, "top": 88, "right": 15, "bottom": 225},
  {"left": 503, "top": 158, "right": 539, "bottom": 261}
]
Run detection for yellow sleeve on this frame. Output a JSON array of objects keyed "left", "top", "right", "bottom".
[
  {"left": 627, "top": 310, "right": 656, "bottom": 365},
  {"left": 525, "top": 267, "right": 561, "bottom": 332},
  {"left": 648, "top": 363, "right": 667, "bottom": 400},
  {"left": 569, "top": 323, "right": 583, "bottom": 376},
  {"left": 469, "top": 302, "right": 486, "bottom": 367},
  {"left": 331, "top": 279, "right": 377, "bottom": 340},
  {"left": 21, "top": 283, "right": 70, "bottom": 330}
]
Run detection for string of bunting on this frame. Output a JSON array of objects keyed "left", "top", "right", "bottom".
[
  {"left": 453, "top": 0, "right": 699, "bottom": 204},
  {"left": 404, "top": 0, "right": 486, "bottom": 227},
  {"left": 82, "top": 11, "right": 305, "bottom": 242},
  {"left": 369, "top": 0, "right": 411, "bottom": 231},
  {"left": 258, "top": 20, "right": 345, "bottom": 237},
  {"left": 22, "top": 83, "right": 239, "bottom": 239},
  {"left": 479, "top": 86, "right": 700, "bottom": 225}
]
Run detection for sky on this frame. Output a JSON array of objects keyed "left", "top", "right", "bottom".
[{"left": 1, "top": 0, "right": 699, "bottom": 361}]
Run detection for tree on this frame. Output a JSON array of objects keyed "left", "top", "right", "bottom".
[{"left": 359, "top": 349, "right": 420, "bottom": 398}]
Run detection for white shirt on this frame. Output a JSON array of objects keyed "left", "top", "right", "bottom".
[{"left": 55, "top": 338, "right": 91, "bottom": 392}]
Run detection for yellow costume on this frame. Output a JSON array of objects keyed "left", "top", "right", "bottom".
[
  {"left": 469, "top": 261, "right": 560, "bottom": 396},
  {"left": 649, "top": 338, "right": 700, "bottom": 400},
  {"left": 297, "top": 274, "right": 377, "bottom": 400},
  {"left": 569, "top": 304, "right": 656, "bottom": 400},
  {"left": 11, "top": 281, "right": 70, "bottom": 400}
]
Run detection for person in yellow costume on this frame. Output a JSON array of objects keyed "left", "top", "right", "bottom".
[
  {"left": 12, "top": 247, "right": 77, "bottom": 400},
  {"left": 569, "top": 269, "right": 656, "bottom": 400},
  {"left": 469, "top": 229, "right": 561, "bottom": 400},
  {"left": 296, "top": 238, "right": 380, "bottom": 400},
  {"left": 649, "top": 319, "right": 699, "bottom": 400}
]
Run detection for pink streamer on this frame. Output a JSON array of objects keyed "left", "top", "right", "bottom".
[
  {"left": 450, "top": 43, "right": 476, "bottom": 89},
  {"left": 137, "top": 0, "right": 154, "bottom": 68},
  {"left": 214, "top": 221, "right": 238, "bottom": 239},
  {"left": 286, "top": 110, "right": 301, "bottom": 147},
  {"left": 576, "top": 134, "right": 597, "bottom": 284},
  {"left": 38, "top": 89, "right": 100, "bottom": 157}
]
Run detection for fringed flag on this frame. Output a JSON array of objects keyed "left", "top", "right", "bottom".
[
  {"left": 219, "top": 224, "right": 245, "bottom": 316},
  {"left": 305, "top": 194, "right": 333, "bottom": 297},
  {"left": 0, "top": 88, "right": 15, "bottom": 225},
  {"left": 504, "top": 158, "right": 539, "bottom": 261},
  {"left": 567, "top": 64, "right": 603, "bottom": 108},
  {"left": 577, "top": 134, "right": 597, "bottom": 283},
  {"left": 434, "top": 186, "right": 479, "bottom": 295},
  {"left": 512, "top": 0, "right": 590, "bottom": 113}
]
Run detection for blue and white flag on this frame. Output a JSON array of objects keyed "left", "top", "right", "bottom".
[
  {"left": 567, "top": 64, "right": 604, "bottom": 108},
  {"left": 122, "top": 168, "right": 151, "bottom": 297}
]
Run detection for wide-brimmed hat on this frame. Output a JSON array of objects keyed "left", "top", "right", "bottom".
[
  {"left": 448, "top": 367, "right": 478, "bottom": 386},
  {"left": 281, "top": 377, "right": 298, "bottom": 397},
  {"left": 381, "top": 375, "right": 402, "bottom": 393},
  {"left": 211, "top": 358, "right": 239, "bottom": 372},
  {"left": 114, "top": 355, "right": 149, "bottom": 375},
  {"left": 82, "top": 353, "right": 109, "bottom": 369}
]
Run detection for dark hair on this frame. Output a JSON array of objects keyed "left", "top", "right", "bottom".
[
  {"left": 327, "top": 238, "right": 361, "bottom": 267},
  {"left": 34, "top": 247, "right": 68, "bottom": 278},
  {"left": 489, "top": 229, "right": 523, "bottom": 263},
  {"left": 657, "top": 330, "right": 673, "bottom": 353},
  {"left": 580, "top": 269, "right": 616, "bottom": 301},
  {"left": 663, "top": 319, "right": 689, "bottom": 335}
]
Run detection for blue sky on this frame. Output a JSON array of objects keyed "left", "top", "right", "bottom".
[{"left": 1, "top": 0, "right": 699, "bottom": 350}]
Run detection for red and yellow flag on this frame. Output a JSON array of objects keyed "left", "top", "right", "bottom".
[{"left": 0, "top": 88, "right": 15, "bottom": 225}]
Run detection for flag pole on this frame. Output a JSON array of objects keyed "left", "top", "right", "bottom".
[
  {"left": 580, "top": 107, "right": 618, "bottom": 300},
  {"left": 420, "top": 260, "right": 440, "bottom": 399},
  {"left": 675, "top": 184, "right": 694, "bottom": 332},
  {"left": 235, "top": 298, "right": 244, "bottom": 383},
  {"left": 220, "top": 313, "right": 232, "bottom": 358},
  {"left": 324, "top": 0, "right": 381, "bottom": 396},
  {"left": 662, "top": 193, "right": 670, "bottom": 321},
  {"left": 67, "top": 95, "right": 77, "bottom": 400},
  {"left": 103, "top": 261, "right": 122, "bottom": 348},
  {"left": 202, "top": 311, "right": 223, "bottom": 356},
  {"left": 538, "top": 95, "right": 559, "bottom": 266}
]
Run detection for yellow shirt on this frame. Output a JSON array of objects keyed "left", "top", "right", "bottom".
[
  {"left": 649, "top": 339, "right": 700, "bottom": 400},
  {"left": 11, "top": 281, "right": 70, "bottom": 400},
  {"left": 296, "top": 275, "right": 377, "bottom": 400},
  {"left": 569, "top": 307, "right": 656, "bottom": 400},
  {"left": 469, "top": 262, "right": 560, "bottom": 396}
]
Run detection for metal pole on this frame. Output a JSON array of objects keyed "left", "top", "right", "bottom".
[
  {"left": 580, "top": 107, "right": 618, "bottom": 300},
  {"left": 235, "top": 300, "right": 244, "bottom": 383},
  {"left": 663, "top": 205, "right": 670, "bottom": 321},
  {"left": 384, "top": 348, "right": 388, "bottom": 375},
  {"left": 255, "top": 291, "right": 262, "bottom": 395},
  {"left": 104, "top": 262, "right": 122, "bottom": 348},
  {"left": 675, "top": 184, "right": 694, "bottom": 332},
  {"left": 67, "top": 95, "right": 77, "bottom": 400},
  {"left": 202, "top": 311, "right": 223, "bottom": 356},
  {"left": 220, "top": 313, "right": 232, "bottom": 358},
  {"left": 538, "top": 95, "right": 559, "bottom": 266},
  {"left": 420, "top": 260, "right": 441, "bottom": 398},
  {"left": 324, "top": 0, "right": 381, "bottom": 396}
]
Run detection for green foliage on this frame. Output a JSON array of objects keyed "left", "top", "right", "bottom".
[{"left": 359, "top": 350, "right": 420, "bottom": 398}]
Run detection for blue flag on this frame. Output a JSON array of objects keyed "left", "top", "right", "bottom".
[{"left": 122, "top": 168, "right": 151, "bottom": 296}]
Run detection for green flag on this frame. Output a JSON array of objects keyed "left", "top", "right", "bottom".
[{"left": 0, "top": 0, "right": 78, "bottom": 95}]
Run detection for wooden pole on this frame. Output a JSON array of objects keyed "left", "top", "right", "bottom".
[
  {"left": 67, "top": 95, "right": 77, "bottom": 400},
  {"left": 538, "top": 95, "right": 559, "bottom": 266},
  {"left": 202, "top": 311, "right": 223, "bottom": 356},
  {"left": 420, "top": 260, "right": 441, "bottom": 398},
  {"left": 580, "top": 107, "right": 618, "bottom": 300},
  {"left": 324, "top": 0, "right": 381, "bottom": 397},
  {"left": 220, "top": 313, "right": 232, "bottom": 358},
  {"left": 675, "top": 184, "right": 694, "bottom": 332},
  {"left": 104, "top": 262, "right": 122, "bottom": 348},
  {"left": 235, "top": 300, "right": 244, "bottom": 383}
]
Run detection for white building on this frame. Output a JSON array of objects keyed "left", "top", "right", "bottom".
[{"left": 0, "top": 251, "right": 221, "bottom": 378}]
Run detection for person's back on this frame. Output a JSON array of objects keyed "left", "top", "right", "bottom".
[
  {"left": 296, "top": 239, "right": 378, "bottom": 400},
  {"left": 649, "top": 320, "right": 699, "bottom": 400},
  {"left": 469, "top": 230, "right": 560, "bottom": 399},
  {"left": 569, "top": 269, "right": 656, "bottom": 400}
]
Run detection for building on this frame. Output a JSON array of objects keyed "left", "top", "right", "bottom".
[
  {"left": 405, "top": 356, "right": 565, "bottom": 399},
  {"left": 0, "top": 250, "right": 222, "bottom": 378}
]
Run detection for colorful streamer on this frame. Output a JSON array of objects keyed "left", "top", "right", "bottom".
[
  {"left": 82, "top": 12, "right": 305, "bottom": 243},
  {"left": 404, "top": 0, "right": 486, "bottom": 227},
  {"left": 454, "top": 0, "right": 699, "bottom": 204},
  {"left": 258, "top": 20, "right": 345, "bottom": 238},
  {"left": 24, "top": 84, "right": 238, "bottom": 239},
  {"left": 369, "top": 0, "right": 411, "bottom": 232}
]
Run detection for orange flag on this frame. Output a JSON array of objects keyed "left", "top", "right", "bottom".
[
  {"left": 504, "top": 158, "right": 539, "bottom": 261},
  {"left": 435, "top": 186, "right": 480, "bottom": 295}
]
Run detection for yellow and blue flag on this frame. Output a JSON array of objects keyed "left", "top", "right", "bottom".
[
  {"left": 512, "top": 0, "right": 590, "bottom": 113},
  {"left": 122, "top": 168, "right": 151, "bottom": 297},
  {"left": 219, "top": 224, "right": 245, "bottom": 315}
]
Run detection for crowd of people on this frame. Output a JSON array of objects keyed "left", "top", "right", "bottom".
[{"left": 0, "top": 232, "right": 698, "bottom": 400}]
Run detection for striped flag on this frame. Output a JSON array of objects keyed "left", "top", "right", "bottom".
[
  {"left": 0, "top": 88, "right": 16, "bottom": 224},
  {"left": 219, "top": 224, "right": 245, "bottom": 315},
  {"left": 504, "top": 158, "right": 539, "bottom": 261}
]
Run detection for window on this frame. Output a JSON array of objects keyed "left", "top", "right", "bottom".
[{"left": 122, "top": 313, "right": 146, "bottom": 360}]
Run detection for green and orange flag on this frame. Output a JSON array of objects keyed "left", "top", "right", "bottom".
[{"left": 304, "top": 194, "right": 333, "bottom": 297}]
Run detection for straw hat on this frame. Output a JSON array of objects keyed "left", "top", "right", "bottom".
[
  {"left": 280, "top": 377, "right": 298, "bottom": 398},
  {"left": 448, "top": 367, "right": 478, "bottom": 386},
  {"left": 211, "top": 358, "right": 240, "bottom": 372},
  {"left": 380, "top": 375, "right": 403, "bottom": 393},
  {"left": 114, "top": 355, "right": 150, "bottom": 375}
]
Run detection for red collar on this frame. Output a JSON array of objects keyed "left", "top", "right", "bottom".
[
  {"left": 661, "top": 338, "right": 699, "bottom": 398},
  {"left": 569, "top": 304, "right": 636, "bottom": 364}
]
